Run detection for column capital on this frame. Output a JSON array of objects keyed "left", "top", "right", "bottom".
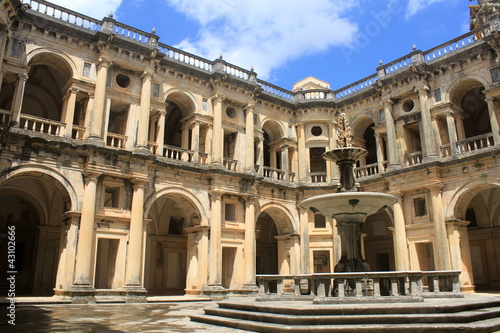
[
  {"left": 445, "top": 110, "right": 455, "bottom": 117},
  {"left": 244, "top": 103, "right": 256, "bottom": 112},
  {"left": 381, "top": 99, "right": 394, "bottom": 107},
  {"left": 428, "top": 182, "right": 444, "bottom": 193},
  {"left": 417, "top": 84, "right": 430, "bottom": 95},
  {"left": 140, "top": 70, "right": 154, "bottom": 80},
  {"left": 209, "top": 190, "right": 224, "bottom": 199},
  {"left": 211, "top": 94, "right": 225, "bottom": 103},
  {"left": 131, "top": 177, "right": 149, "bottom": 187},
  {"left": 17, "top": 73, "right": 28, "bottom": 81},
  {"left": 82, "top": 170, "right": 101, "bottom": 182},
  {"left": 97, "top": 57, "right": 112, "bottom": 68}
]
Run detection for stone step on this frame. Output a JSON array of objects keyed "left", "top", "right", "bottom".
[
  {"left": 189, "top": 313, "right": 500, "bottom": 332},
  {"left": 218, "top": 298, "right": 500, "bottom": 315},
  {"left": 204, "top": 306, "right": 500, "bottom": 326}
]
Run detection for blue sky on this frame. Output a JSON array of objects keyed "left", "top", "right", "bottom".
[{"left": 47, "top": 0, "right": 470, "bottom": 90}]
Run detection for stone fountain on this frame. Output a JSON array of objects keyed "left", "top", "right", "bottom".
[{"left": 301, "top": 113, "right": 397, "bottom": 273}]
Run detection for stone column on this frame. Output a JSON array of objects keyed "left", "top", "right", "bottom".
[
  {"left": 455, "top": 115, "right": 466, "bottom": 141},
  {"left": 329, "top": 122, "right": 340, "bottom": 182},
  {"left": 485, "top": 97, "right": 500, "bottom": 145},
  {"left": 429, "top": 183, "right": 452, "bottom": 270},
  {"left": 72, "top": 172, "right": 100, "bottom": 300},
  {"left": 211, "top": 95, "right": 224, "bottom": 164},
  {"left": 297, "top": 123, "right": 308, "bottom": 182},
  {"left": 445, "top": 111, "right": 458, "bottom": 156},
  {"left": 124, "top": 178, "right": 148, "bottom": 300},
  {"left": 392, "top": 192, "right": 409, "bottom": 271},
  {"left": 245, "top": 104, "right": 255, "bottom": 172},
  {"left": 208, "top": 191, "right": 223, "bottom": 289},
  {"left": 10, "top": 73, "right": 28, "bottom": 127},
  {"left": 0, "top": 29, "right": 8, "bottom": 88},
  {"left": 87, "top": 58, "right": 111, "bottom": 142},
  {"left": 418, "top": 87, "right": 438, "bottom": 161},
  {"left": 256, "top": 134, "right": 264, "bottom": 175},
  {"left": 191, "top": 120, "right": 200, "bottom": 163},
  {"left": 299, "top": 207, "right": 311, "bottom": 274},
  {"left": 156, "top": 110, "right": 166, "bottom": 156},
  {"left": 383, "top": 101, "right": 399, "bottom": 169},
  {"left": 281, "top": 144, "right": 289, "bottom": 180},
  {"left": 62, "top": 88, "right": 78, "bottom": 137},
  {"left": 55, "top": 212, "right": 80, "bottom": 293},
  {"left": 243, "top": 197, "right": 257, "bottom": 289},
  {"left": 375, "top": 133, "right": 385, "bottom": 173},
  {"left": 136, "top": 71, "right": 153, "bottom": 152}
]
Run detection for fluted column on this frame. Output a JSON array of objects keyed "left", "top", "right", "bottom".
[
  {"left": 62, "top": 88, "right": 78, "bottom": 137},
  {"left": 125, "top": 178, "right": 148, "bottom": 292},
  {"left": 208, "top": 191, "right": 223, "bottom": 288},
  {"left": 211, "top": 95, "right": 224, "bottom": 164},
  {"left": 445, "top": 111, "right": 458, "bottom": 155},
  {"left": 87, "top": 58, "right": 111, "bottom": 141},
  {"left": 485, "top": 97, "right": 500, "bottom": 145},
  {"left": 429, "top": 183, "right": 452, "bottom": 270},
  {"left": 299, "top": 207, "right": 311, "bottom": 274},
  {"left": 383, "top": 101, "right": 399, "bottom": 169},
  {"left": 243, "top": 197, "right": 257, "bottom": 288},
  {"left": 245, "top": 104, "right": 255, "bottom": 172},
  {"left": 72, "top": 171, "right": 100, "bottom": 291},
  {"left": 136, "top": 71, "right": 153, "bottom": 151},
  {"left": 392, "top": 192, "right": 409, "bottom": 271},
  {"left": 10, "top": 73, "right": 28, "bottom": 126},
  {"left": 297, "top": 123, "right": 308, "bottom": 182},
  {"left": 418, "top": 87, "right": 438, "bottom": 160}
]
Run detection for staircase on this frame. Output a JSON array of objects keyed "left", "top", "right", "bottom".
[{"left": 190, "top": 296, "right": 500, "bottom": 332}]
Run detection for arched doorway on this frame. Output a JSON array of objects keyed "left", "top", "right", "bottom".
[
  {"left": 363, "top": 210, "right": 395, "bottom": 271},
  {"left": 255, "top": 211, "right": 279, "bottom": 275},
  {"left": 461, "top": 186, "right": 500, "bottom": 291},
  {"left": 0, "top": 171, "right": 71, "bottom": 296},
  {"left": 145, "top": 192, "right": 204, "bottom": 295}
]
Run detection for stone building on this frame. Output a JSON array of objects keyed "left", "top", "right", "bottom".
[{"left": 0, "top": 0, "right": 499, "bottom": 301}]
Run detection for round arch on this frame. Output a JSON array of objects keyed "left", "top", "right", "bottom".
[
  {"left": 447, "top": 76, "right": 489, "bottom": 106},
  {"left": 350, "top": 114, "right": 377, "bottom": 139},
  {"left": 0, "top": 164, "right": 80, "bottom": 212},
  {"left": 446, "top": 179, "right": 500, "bottom": 221},
  {"left": 25, "top": 48, "right": 76, "bottom": 79},
  {"left": 261, "top": 118, "right": 286, "bottom": 142},
  {"left": 164, "top": 89, "right": 198, "bottom": 117},
  {"left": 255, "top": 202, "right": 298, "bottom": 234},
  {"left": 144, "top": 186, "right": 209, "bottom": 225}
]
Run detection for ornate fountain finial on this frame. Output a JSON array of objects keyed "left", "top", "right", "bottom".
[{"left": 336, "top": 113, "right": 352, "bottom": 148}]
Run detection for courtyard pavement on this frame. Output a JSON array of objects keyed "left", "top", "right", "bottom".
[{"left": 1, "top": 293, "right": 499, "bottom": 332}]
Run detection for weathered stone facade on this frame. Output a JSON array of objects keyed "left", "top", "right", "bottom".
[{"left": 0, "top": 0, "right": 499, "bottom": 302}]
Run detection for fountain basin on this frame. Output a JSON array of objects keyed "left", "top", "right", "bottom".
[{"left": 300, "top": 192, "right": 397, "bottom": 217}]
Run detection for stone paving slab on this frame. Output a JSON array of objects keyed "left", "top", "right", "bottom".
[{"left": 0, "top": 301, "right": 248, "bottom": 332}]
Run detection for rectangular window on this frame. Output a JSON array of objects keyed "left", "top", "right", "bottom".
[
  {"left": 225, "top": 203, "right": 236, "bottom": 222},
  {"left": 434, "top": 88, "right": 442, "bottom": 102},
  {"left": 491, "top": 67, "right": 500, "bottom": 83},
  {"left": 379, "top": 109, "right": 385, "bottom": 123},
  {"left": 202, "top": 98, "right": 208, "bottom": 111},
  {"left": 104, "top": 186, "right": 121, "bottom": 208},
  {"left": 314, "top": 214, "right": 326, "bottom": 228},
  {"left": 413, "top": 197, "right": 427, "bottom": 217},
  {"left": 153, "top": 83, "right": 160, "bottom": 97},
  {"left": 313, "top": 250, "right": 330, "bottom": 273},
  {"left": 82, "top": 62, "right": 91, "bottom": 78}
]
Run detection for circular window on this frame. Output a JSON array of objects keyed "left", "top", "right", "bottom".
[
  {"left": 311, "top": 126, "right": 323, "bottom": 136},
  {"left": 402, "top": 99, "right": 415, "bottom": 112},
  {"left": 115, "top": 74, "right": 131, "bottom": 88},
  {"left": 226, "top": 107, "right": 236, "bottom": 119}
]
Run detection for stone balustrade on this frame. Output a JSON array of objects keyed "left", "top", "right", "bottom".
[{"left": 256, "top": 270, "right": 463, "bottom": 301}]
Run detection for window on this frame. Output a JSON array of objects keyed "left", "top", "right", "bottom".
[
  {"left": 153, "top": 83, "right": 160, "bottom": 97},
  {"left": 104, "top": 186, "right": 121, "bottom": 208},
  {"left": 314, "top": 214, "right": 326, "bottom": 228},
  {"left": 115, "top": 73, "right": 131, "bottom": 88},
  {"left": 225, "top": 203, "right": 236, "bottom": 222},
  {"left": 402, "top": 99, "right": 415, "bottom": 112},
  {"left": 82, "top": 62, "right": 92, "bottom": 78},
  {"left": 379, "top": 109, "right": 385, "bottom": 123},
  {"left": 168, "top": 216, "right": 184, "bottom": 235},
  {"left": 202, "top": 98, "right": 208, "bottom": 111},
  {"left": 490, "top": 67, "right": 500, "bottom": 83},
  {"left": 313, "top": 251, "right": 330, "bottom": 273},
  {"left": 413, "top": 197, "right": 427, "bottom": 217},
  {"left": 311, "top": 126, "right": 323, "bottom": 136},
  {"left": 434, "top": 88, "right": 442, "bottom": 102},
  {"left": 226, "top": 107, "right": 237, "bottom": 119}
]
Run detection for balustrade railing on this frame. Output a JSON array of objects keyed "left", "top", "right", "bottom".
[
  {"left": 160, "top": 144, "right": 194, "bottom": 162},
  {"left": 335, "top": 74, "right": 378, "bottom": 99},
  {"left": 310, "top": 172, "right": 328, "bottom": 183},
  {"left": 223, "top": 157, "right": 238, "bottom": 171},
  {"left": 294, "top": 89, "right": 334, "bottom": 101},
  {"left": 456, "top": 133, "right": 494, "bottom": 154},
  {"left": 440, "top": 143, "right": 452, "bottom": 157},
  {"left": 72, "top": 125, "right": 86, "bottom": 140},
  {"left": 199, "top": 152, "right": 209, "bottom": 165},
  {"left": 106, "top": 132, "right": 127, "bottom": 149},
  {"left": 354, "top": 162, "right": 384, "bottom": 178},
  {"left": 406, "top": 151, "right": 423, "bottom": 166},
  {"left": 22, "top": 0, "right": 101, "bottom": 31},
  {"left": 262, "top": 166, "right": 285, "bottom": 181},
  {"left": 257, "top": 80, "right": 294, "bottom": 101},
  {"left": 20, "top": 114, "right": 64, "bottom": 136},
  {"left": 158, "top": 43, "right": 212, "bottom": 71},
  {"left": 0, "top": 109, "right": 12, "bottom": 125},
  {"left": 111, "top": 21, "right": 152, "bottom": 45},
  {"left": 256, "top": 271, "right": 462, "bottom": 300}
]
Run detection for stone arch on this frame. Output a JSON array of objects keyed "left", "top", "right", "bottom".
[
  {"left": 26, "top": 48, "right": 76, "bottom": 79},
  {"left": 164, "top": 89, "right": 198, "bottom": 117},
  {"left": 446, "top": 179, "right": 500, "bottom": 221},
  {"left": 0, "top": 164, "right": 80, "bottom": 213},
  {"left": 447, "top": 76, "right": 489, "bottom": 105},
  {"left": 256, "top": 202, "right": 298, "bottom": 235},
  {"left": 350, "top": 114, "right": 378, "bottom": 166},
  {"left": 261, "top": 118, "right": 285, "bottom": 142},
  {"left": 144, "top": 186, "right": 208, "bottom": 225},
  {"left": 350, "top": 114, "right": 376, "bottom": 138}
]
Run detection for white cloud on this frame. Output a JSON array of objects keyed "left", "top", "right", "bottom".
[
  {"left": 47, "top": 0, "right": 122, "bottom": 20},
  {"left": 406, "top": 0, "right": 448, "bottom": 19},
  {"left": 167, "top": 0, "right": 359, "bottom": 80}
]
